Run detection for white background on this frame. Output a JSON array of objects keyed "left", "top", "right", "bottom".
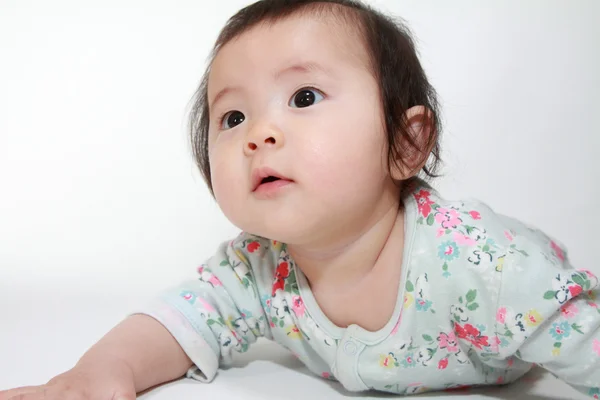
[{"left": 0, "top": 1, "right": 599, "bottom": 397}]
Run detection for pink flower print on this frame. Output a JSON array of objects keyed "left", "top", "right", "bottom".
[
  {"left": 414, "top": 190, "right": 434, "bottom": 218},
  {"left": 322, "top": 372, "right": 331, "bottom": 379},
  {"left": 436, "top": 227, "right": 446, "bottom": 238},
  {"left": 504, "top": 230, "right": 514, "bottom": 241},
  {"left": 589, "top": 302, "right": 599, "bottom": 308},
  {"left": 489, "top": 336, "right": 501, "bottom": 353},
  {"left": 455, "top": 323, "right": 489, "bottom": 349},
  {"left": 435, "top": 207, "right": 462, "bottom": 229},
  {"left": 569, "top": 285, "right": 583, "bottom": 298},
  {"left": 291, "top": 295, "right": 306, "bottom": 318},
  {"left": 560, "top": 303, "right": 579, "bottom": 319},
  {"left": 550, "top": 241, "right": 565, "bottom": 262},
  {"left": 247, "top": 241, "right": 260, "bottom": 253},
  {"left": 496, "top": 376, "right": 504, "bottom": 384},
  {"left": 198, "top": 266, "right": 223, "bottom": 287},
  {"left": 438, "top": 332, "right": 459, "bottom": 353},
  {"left": 208, "top": 275, "right": 222, "bottom": 287},
  {"left": 581, "top": 269, "right": 597, "bottom": 278},
  {"left": 196, "top": 297, "right": 215, "bottom": 313},
  {"left": 496, "top": 307, "right": 507, "bottom": 324},
  {"left": 593, "top": 339, "right": 600, "bottom": 356},
  {"left": 469, "top": 211, "right": 481, "bottom": 220},
  {"left": 453, "top": 231, "right": 477, "bottom": 246},
  {"left": 438, "top": 358, "right": 449, "bottom": 369},
  {"left": 272, "top": 261, "right": 290, "bottom": 296}
]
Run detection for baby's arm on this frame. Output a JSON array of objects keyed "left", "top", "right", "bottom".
[
  {"left": 1, "top": 236, "right": 269, "bottom": 399},
  {"left": 79, "top": 313, "right": 194, "bottom": 392},
  {"left": 516, "top": 289, "right": 600, "bottom": 397},
  {"left": 489, "top": 226, "right": 600, "bottom": 398},
  {"left": 0, "top": 314, "right": 193, "bottom": 399},
  {"left": 134, "top": 237, "right": 273, "bottom": 383}
]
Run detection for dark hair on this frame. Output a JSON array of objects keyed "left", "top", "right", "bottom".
[{"left": 190, "top": 0, "right": 442, "bottom": 196}]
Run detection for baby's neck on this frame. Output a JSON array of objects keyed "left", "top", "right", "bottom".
[{"left": 287, "top": 203, "right": 405, "bottom": 294}]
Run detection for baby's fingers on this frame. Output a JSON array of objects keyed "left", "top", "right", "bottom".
[{"left": 0, "top": 385, "right": 45, "bottom": 400}]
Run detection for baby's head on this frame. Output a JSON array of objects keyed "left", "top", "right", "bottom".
[{"left": 190, "top": 0, "right": 442, "bottom": 246}]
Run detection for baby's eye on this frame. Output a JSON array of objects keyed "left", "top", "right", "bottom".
[
  {"left": 289, "top": 87, "right": 324, "bottom": 108},
  {"left": 221, "top": 110, "right": 245, "bottom": 130}
]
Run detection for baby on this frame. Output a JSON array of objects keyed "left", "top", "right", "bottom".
[{"left": 2, "top": 0, "right": 599, "bottom": 398}]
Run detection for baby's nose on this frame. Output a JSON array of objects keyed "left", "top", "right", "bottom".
[
  {"left": 247, "top": 135, "right": 277, "bottom": 151},
  {"left": 244, "top": 125, "right": 284, "bottom": 155}
]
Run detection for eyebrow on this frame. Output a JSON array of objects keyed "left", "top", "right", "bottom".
[
  {"left": 273, "top": 61, "right": 333, "bottom": 81},
  {"left": 209, "top": 61, "right": 333, "bottom": 110},
  {"left": 210, "top": 86, "right": 243, "bottom": 110}
]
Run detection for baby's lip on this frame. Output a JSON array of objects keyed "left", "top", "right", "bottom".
[{"left": 251, "top": 167, "right": 293, "bottom": 192}]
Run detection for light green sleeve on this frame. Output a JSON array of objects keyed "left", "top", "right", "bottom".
[
  {"left": 134, "top": 236, "right": 272, "bottom": 382},
  {"left": 492, "top": 222, "right": 600, "bottom": 398}
]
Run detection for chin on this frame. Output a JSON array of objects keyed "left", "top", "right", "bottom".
[
  {"left": 239, "top": 218, "right": 310, "bottom": 245},
  {"left": 224, "top": 201, "right": 318, "bottom": 243},
  {"left": 243, "top": 225, "right": 296, "bottom": 243}
]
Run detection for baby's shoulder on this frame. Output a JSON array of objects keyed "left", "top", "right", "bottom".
[
  {"left": 409, "top": 186, "right": 560, "bottom": 255},
  {"left": 406, "top": 186, "right": 579, "bottom": 297},
  {"left": 197, "top": 232, "right": 286, "bottom": 293},
  {"left": 406, "top": 186, "right": 599, "bottom": 325}
]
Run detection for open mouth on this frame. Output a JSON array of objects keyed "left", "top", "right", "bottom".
[
  {"left": 260, "top": 176, "right": 281, "bottom": 185},
  {"left": 251, "top": 167, "right": 292, "bottom": 193}
]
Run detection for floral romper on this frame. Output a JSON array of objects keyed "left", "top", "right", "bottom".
[{"left": 136, "top": 182, "right": 600, "bottom": 397}]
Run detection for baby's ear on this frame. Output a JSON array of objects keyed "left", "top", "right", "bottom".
[{"left": 390, "top": 105, "right": 436, "bottom": 181}]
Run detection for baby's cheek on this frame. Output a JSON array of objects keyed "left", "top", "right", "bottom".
[
  {"left": 210, "top": 162, "right": 227, "bottom": 196},
  {"left": 211, "top": 159, "right": 240, "bottom": 207}
]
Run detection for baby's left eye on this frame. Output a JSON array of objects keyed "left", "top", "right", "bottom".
[{"left": 289, "top": 87, "right": 324, "bottom": 108}]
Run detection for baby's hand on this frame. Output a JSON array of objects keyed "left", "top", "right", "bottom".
[{"left": 0, "top": 360, "right": 136, "bottom": 400}]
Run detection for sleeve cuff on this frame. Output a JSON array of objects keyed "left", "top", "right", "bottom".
[{"left": 131, "top": 295, "right": 221, "bottom": 383}]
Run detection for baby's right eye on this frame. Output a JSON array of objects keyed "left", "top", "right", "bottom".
[{"left": 221, "top": 110, "right": 245, "bottom": 130}]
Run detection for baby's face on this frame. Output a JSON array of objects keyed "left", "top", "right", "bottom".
[{"left": 207, "top": 14, "right": 400, "bottom": 245}]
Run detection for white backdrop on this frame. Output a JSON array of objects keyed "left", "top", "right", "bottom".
[
  {"left": 1, "top": 0, "right": 599, "bottom": 396},
  {"left": 1, "top": 0, "right": 599, "bottom": 341}
]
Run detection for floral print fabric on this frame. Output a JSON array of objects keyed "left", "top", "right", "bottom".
[{"left": 136, "top": 182, "right": 599, "bottom": 397}]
